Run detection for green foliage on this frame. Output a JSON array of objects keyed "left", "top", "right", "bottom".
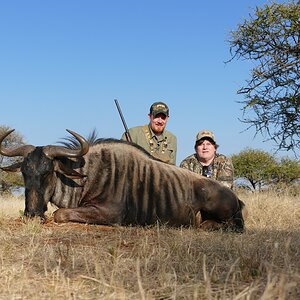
[
  {"left": 232, "top": 148, "right": 277, "bottom": 190},
  {"left": 273, "top": 156, "right": 300, "bottom": 184},
  {"left": 232, "top": 148, "right": 300, "bottom": 191},
  {"left": 228, "top": 1, "right": 300, "bottom": 153},
  {"left": 0, "top": 125, "right": 25, "bottom": 195}
]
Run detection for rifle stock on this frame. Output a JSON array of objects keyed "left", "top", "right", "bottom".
[{"left": 114, "top": 99, "right": 132, "bottom": 142}]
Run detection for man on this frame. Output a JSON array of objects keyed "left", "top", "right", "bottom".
[
  {"left": 121, "top": 102, "right": 177, "bottom": 165},
  {"left": 180, "top": 130, "right": 234, "bottom": 189}
]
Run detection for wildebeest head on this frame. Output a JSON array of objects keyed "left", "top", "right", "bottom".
[{"left": 0, "top": 129, "right": 89, "bottom": 220}]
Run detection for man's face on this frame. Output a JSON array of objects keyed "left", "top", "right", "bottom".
[
  {"left": 149, "top": 113, "right": 168, "bottom": 135},
  {"left": 196, "top": 139, "right": 216, "bottom": 162}
]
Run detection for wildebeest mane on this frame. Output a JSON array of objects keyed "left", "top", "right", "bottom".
[
  {"left": 58, "top": 128, "right": 101, "bottom": 149},
  {"left": 94, "top": 138, "right": 160, "bottom": 161},
  {"left": 58, "top": 130, "right": 161, "bottom": 162}
]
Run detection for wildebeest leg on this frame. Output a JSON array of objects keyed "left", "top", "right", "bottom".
[
  {"left": 198, "top": 219, "right": 224, "bottom": 231},
  {"left": 53, "top": 205, "right": 121, "bottom": 225},
  {"left": 194, "top": 211, "right": 222, "bottom": 231},
  {"left": 198, "top": 209, "right": 244, "bottom": 233}
]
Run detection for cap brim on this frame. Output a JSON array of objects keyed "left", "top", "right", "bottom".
[
  {"left": 153, "top": 111, "right": 168, "bottom": 117},
  {"left": 196, "top": 137, "right": 216, "bottom": 144}
]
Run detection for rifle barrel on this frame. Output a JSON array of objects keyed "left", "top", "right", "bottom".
[{"left": 114, "top": 99, "right": 132, "bottom": 142}]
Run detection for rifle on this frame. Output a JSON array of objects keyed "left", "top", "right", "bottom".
[{"left": 114, "top": 99, "right": 132, "bottom": 142}]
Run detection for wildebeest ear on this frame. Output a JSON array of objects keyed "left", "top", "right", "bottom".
[
  {"left": 1, "top": 162, "right": 22, "bottom": 172},
  {"left": 54, "top": 161, "right": 87, "bottom": 179}
]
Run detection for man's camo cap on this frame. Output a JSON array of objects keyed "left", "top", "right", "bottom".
[
  {"left": 195, "top": 130, "right": 216, "bottom": 144},
  {"left": 150, "top": 102, "right": 169, "bottom": 117}
]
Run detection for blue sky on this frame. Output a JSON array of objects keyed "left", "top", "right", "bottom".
[{"left": 0, "top": 0, "right": 292, "bottom": 165}]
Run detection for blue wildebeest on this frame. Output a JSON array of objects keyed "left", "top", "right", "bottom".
[{"left": 0, "top": 129, "right": 245, "bottom": 232}]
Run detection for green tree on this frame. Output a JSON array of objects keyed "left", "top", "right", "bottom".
[
  {"left": 0, "top": 125, "right": 25, "bottom": 195},
  {"left": 228, "top": 1, "right": 300, "bottom": 153},
  {"left": 231, "top": 148, "right": 277, "bottom": 190},
  {"left": 273, "top": 156, "right": 300, "bottom": 184}
]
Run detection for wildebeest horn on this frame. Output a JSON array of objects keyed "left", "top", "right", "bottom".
[
  {"left": 0, "top": 129, "right": 35, "bottom": 157},
  {"left": 43, "top": 129, "right": 89, "bottom": 158}
]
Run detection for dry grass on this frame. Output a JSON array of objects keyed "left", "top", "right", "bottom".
[{"left": 0, "top": 191, "right": 299, "bottom": 299}]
